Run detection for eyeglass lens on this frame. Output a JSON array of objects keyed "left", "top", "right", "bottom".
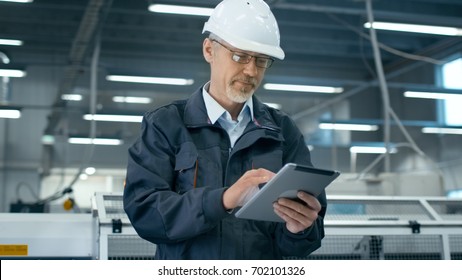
[{"left": 214, "top": 40, "right": 273, "bottom": 68}]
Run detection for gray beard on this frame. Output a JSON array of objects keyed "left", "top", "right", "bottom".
[{"left": 226, "top": 86, "right": 254, "bottom": 103}]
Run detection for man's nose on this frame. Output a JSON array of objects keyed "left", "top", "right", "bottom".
[{"left": 242, "top": 57, "right": 259, "bottom": 76}]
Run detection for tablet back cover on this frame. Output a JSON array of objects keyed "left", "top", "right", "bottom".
[{"left": 235, "top": 163, "right": 339, "bottom": 222}]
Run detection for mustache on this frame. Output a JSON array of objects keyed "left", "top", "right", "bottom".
[{"left": 233, "top": 76, "right": 258, "bottom": 87}]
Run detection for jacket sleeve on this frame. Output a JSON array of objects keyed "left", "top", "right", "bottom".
[
  {"left": 274, "top": 117, "right": 327, "bottom": 257},
  {"left": 123, "top": 111, "right": 229, "bottom": 244}
]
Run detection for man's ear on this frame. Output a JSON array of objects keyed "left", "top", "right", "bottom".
[{"left": 203, "top": 38, "right": 213, "bottom": 63}]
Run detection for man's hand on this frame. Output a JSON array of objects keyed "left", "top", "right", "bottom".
[
  {"left": 273, "top": 191, "right": 322, "bottom": 234},
  {"left": 223, "top": 168, "right": 275, "bottom": 210}
]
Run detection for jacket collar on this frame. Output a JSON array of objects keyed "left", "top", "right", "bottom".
[
  {"left": 184, "top": 86, "right": 280, "bottom": 132},
  {"left": 183, "top": 87, "right": 211, "bottom": 127}
]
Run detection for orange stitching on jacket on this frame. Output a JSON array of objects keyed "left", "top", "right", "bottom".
[{"left": 193, "top": 160, "right": 199, "bottom": 188}]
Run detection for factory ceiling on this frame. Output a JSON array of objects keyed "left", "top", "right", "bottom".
[{"left": 1, "top": 0, "right": 462, "bottom": 167}]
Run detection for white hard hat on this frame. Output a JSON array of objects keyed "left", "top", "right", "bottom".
[{"left": 203, "top": 0, "right": 285, "bottom": 60}]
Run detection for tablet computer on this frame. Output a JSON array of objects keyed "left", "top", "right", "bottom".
[{"left": 234, "top": 163, "right": 340, "bottom": 222}]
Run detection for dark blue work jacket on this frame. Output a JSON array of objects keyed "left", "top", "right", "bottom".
[{"left": 123, "top": 88, "right": 327, "bottom": 259}]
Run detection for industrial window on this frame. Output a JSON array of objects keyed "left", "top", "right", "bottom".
[{"left": 441, "top": 57, "right": 462, "bottom": 126}]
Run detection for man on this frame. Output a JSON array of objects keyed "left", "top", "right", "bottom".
[{"left": 123, "top": 0, "right": 326, "bottom": 259}]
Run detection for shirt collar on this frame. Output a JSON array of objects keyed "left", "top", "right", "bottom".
[{"left": 202, "top": 82, "right": 254, "bottom": 124}]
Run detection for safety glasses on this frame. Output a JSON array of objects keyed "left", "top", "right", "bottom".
[{"left": 212, "top": 40, "right": 274, "bottom": 69}]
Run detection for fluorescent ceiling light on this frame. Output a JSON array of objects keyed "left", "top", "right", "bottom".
[
  {"left": 422, "top": 127, "right": 462, "bottom": 135},
  {"left": 447, "top": 189, "right": 462, "bottom": 198},
  {"left": 319, "top": 123, "right": 379, "bottom": 131},
  {"left": 0, "top": 69, "right": 26, "bottom": 77},
  {"left": 263, "top": 83, "right": 343, "bottom": 94},
  {"left": 404, "top": 91, "right": 462, "bottom": 100},
  {"left": 68, "top": 137, "right": 123, "bottom": 145},
  {"left": 148, "top": 4, "right": 213, "bottom": 17},
  {"left": 61, "top": 94, "right": 83, "bottom": 101},
  {"left": 364, "top": 22, "right": 462, "bottom": 36},
  {"left": 112, "top": 96, "right": 152, "bottom": 104},
  {"left": 0, "top": 0, "right": 33, "bottom": 3},
  {"left": 0, "top": 108, "right": 21, "bottom": 119},
  {"left": 107, "top": 75, "right": 194, "bottom": 86},
  {"left": 83, "top": 114, "right": 142, "bottom": 123},
  {"left": 0, "top": 39, "right": 23, "bottom": 46},
  {"left": 41, "top": 135, "right": 55, "bottom": 145},
  {"left": 85, "top": 167, "right": 96, "bottom": 175},
  {"left": 350, "top": 146, "right": 397, "bottom": 154}
]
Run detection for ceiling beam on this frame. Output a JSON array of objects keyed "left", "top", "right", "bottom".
[
  {"left": 274, "top": 2, "right": 462, "bottom": 26},
  {"left": 44, "top": 0, "right": 113, "bottom": 135}
]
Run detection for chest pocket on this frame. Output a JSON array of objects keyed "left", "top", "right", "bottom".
[{"left": 174, "top": 142, "right": 222, "bottom": 194}]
